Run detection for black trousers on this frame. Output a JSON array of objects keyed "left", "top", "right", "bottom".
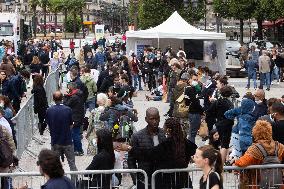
[
  {"left": 37, "top": 108, "right": 47, "bottom": 135},
  {"left": 12, "top": 98, "right": 21, "bottom": 114}
]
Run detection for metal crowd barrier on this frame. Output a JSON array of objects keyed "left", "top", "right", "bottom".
[
  {"left": 11, "top": 69, "right": 60, "bottom": 158},
  {"left": 0, "top": 169, "right": 148, "bottom": 189},
  {"left": 152, "top": 164, "right": 284, "bottom": 189},
  {"left": 2, "top": 165, "right": 284, "bottom": 189}
]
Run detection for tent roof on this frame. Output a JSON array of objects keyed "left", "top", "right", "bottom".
[{"left": 126, "top": 11, "right": 226, "bottom": 40}]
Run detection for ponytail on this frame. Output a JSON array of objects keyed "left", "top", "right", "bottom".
[
  {"left": 214, "top": 149, "right": 223, "bottom": 183},
  {"left": 199, "top": 145, "right": 224, "bottom": 183}
]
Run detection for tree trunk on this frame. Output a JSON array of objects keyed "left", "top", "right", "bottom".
[
  {"left": 54, "top": 12, "right": 57, "bottom": 37},
  {"left": 273, "top": 20, "right": 276, "bottom": 41},
  {"left": 240, "top": 18, "right": 244, "bottom": 44},
  {"left": 257, "top": 18, "right": 263, "bottom": 40},
  {"left": 73, "top": 13, "right": 76, "bottom": 38},
  {"left": 43, "top": 5, "right": 47, "bottom": 37},
  {"left": 80, "top": 9, "right": 84, "bottom": 38},
  {"left": 64, "top": 9, "right": 67, "bottom": 39},
  {"left": 33, "top": 7, "right": 37, "bottom": 38}
]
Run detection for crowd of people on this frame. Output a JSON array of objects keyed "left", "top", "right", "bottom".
[{"left": 1, "top": 36, "right": 284, "bottom": 189}]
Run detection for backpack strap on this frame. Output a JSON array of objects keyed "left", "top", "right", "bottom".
[{"left": 255, "top": 143, "right": 268, "bottom": 158}]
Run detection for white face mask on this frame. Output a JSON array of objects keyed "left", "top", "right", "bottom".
[
  {"left": 191, "top": 81, "right": 198, "bottom": 86},
  {"left": 255, "top": 100, "right": 262, "bottom": 104},
  {"left": 0, "top": 102, "right": 4, "bottom": 107}
]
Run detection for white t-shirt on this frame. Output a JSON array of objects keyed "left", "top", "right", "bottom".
[
  {"left": 0, "top": 117, "right": 12, "bottom": 135},
  {"left": 153, "top": 135, "right": 159, "bottom": 146}
]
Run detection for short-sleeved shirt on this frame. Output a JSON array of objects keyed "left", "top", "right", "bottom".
[
  {"left": 200, "top": 172, "right": 222, "bottom": 189},
  {"left": 41, "top": 176, "right": 75, "bottom": 189}
]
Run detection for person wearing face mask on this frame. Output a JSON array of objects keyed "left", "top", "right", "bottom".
[
  {"left": 271, "top": 102, "right": 284, "bottom": 145},
  {"left": 184, "top": 73, "right": 204, "bottom": 143},
  {"left": 252, "top": 89, "right": 268, "bottom": 120},
  {"left": 259, "top": 98, "right": 281, "bottom": 124}
]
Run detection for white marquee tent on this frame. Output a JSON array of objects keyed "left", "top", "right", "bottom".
[{"left": 126, "top": 11, "right": 227, "bottom": 74}]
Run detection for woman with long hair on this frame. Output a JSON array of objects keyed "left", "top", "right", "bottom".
[
  {"left": 31, "top": 75, "right": 48, "bottom": 135},
  {"left": 194, "top": 145, "right": 223, "bottom": 189},
  {"left": 123, "top": 117, "right": 197, "bottom": 189},
  {"left": 86, "top": 129, "right": 115, "bottom": 188},
  {"left": 30, "top": 56, "right": 42, "bottom": 79}
]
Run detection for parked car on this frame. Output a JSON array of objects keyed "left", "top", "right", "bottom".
[
  {"left": 226, "top": 40, "right": 241, "bottom": 56},
  {"left": 249, "top": 40, "right": 274, "bottom": 52}
]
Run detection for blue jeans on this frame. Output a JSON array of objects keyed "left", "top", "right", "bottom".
[
  {"left": 132, "top": 74, "right": 139, "bottom": 90},
  {"left": 273, "top": 66, "right": 280, "bottom": 81},
  {"left": 153, "top": 96, "right": 162, "bottom": 101},
  {"left": 188, "top": 113, "right": 201, "bottom": 144},
  {"left": 72, "top": 126, "right": 83, "bottom": 153},
  {"left": 260, "top": 72, "right": 270, "bottom": 89},
  {"left": 247, "top": 71, "right": 257, "bottom": 88},
  {"left": 86, "top": 97, "right": 96, "bottom": 111}
]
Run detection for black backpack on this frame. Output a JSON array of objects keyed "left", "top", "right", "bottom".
[
  {"left": 0, "top": 126, "right": 14, "bottom": 168},
  {"left": 256, "top": 142, "right": 283, "bottom": 189}
]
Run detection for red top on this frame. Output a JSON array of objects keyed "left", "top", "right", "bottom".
[{"left": 70, "top": 41, "right": 75, "bottom": 49}]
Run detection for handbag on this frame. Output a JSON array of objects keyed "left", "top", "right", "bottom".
[
  {"left": 199, "top": 120, "right": 208, "bottom": 138},
  {"left": 173, "top": 93, "right": 189, "bottom": 118}
]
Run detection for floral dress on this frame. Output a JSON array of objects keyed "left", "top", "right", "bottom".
[{"left": 86, "top": 106, "right": 105, "bottom": 155}]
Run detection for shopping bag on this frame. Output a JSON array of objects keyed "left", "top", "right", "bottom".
[{"left": 198, "top": 120, "right": 208, "bottom": 138}]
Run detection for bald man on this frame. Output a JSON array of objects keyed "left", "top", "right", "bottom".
[
  {"left": 128, "top": 107, "right": 166, "bottom": 189},
  {"left": 253, "top": 89, "right": 268, "bottom": 119},
  {"left": 46, "top": 90, "right": 78, "bottom": 172}
]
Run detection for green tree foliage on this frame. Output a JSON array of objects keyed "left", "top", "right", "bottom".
[
  {"left": 47, "top": 0, "right": 63, "bottom": 36},
  {"left": 138, "top": 0, "right": 172, "bottom": 29},
  {"left": 212, "top": 0, "right": 230, "bottom": 18},
  {"left": 28, "top": 0, "right": 40, "bottom": 38},
  {"left": 39, "top": 0, "right": 50, "bottom": 37},
  {"left": 65, "top": 15, "right": 81, "bottom": 33},
  {"left": 137, "top": 0, "right": 205, "bottom": 29},
  {"left": 67, "top": 0, "right": 85, "bottom": 37}
]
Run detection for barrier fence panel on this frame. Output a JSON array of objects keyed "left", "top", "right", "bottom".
[
  {"left": 151, "top": 164, "right": 284, "bottom": 189},
  {"left": 0, "top": 169, "right": 148, "bottom": 189},
  {"left": 12, "top": 96, "right": 36, "bottom": 158},
  {"left": 11, "top": 69, "right": 60, "bottom": 158},
  {"left": 44, "top": 69, "right": 60, "bottom": 105}
]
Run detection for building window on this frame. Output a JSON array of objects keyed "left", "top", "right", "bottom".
[{"left": 24, "top": 5, "right": 27, "bottom": 12}]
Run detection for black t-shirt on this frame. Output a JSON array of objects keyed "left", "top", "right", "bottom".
[
  {"left": 272, "top": 120, "right": 284, "bottom": 145},
  {"left": 200, "top": 172, "right": 222, "bottom": 189}
]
